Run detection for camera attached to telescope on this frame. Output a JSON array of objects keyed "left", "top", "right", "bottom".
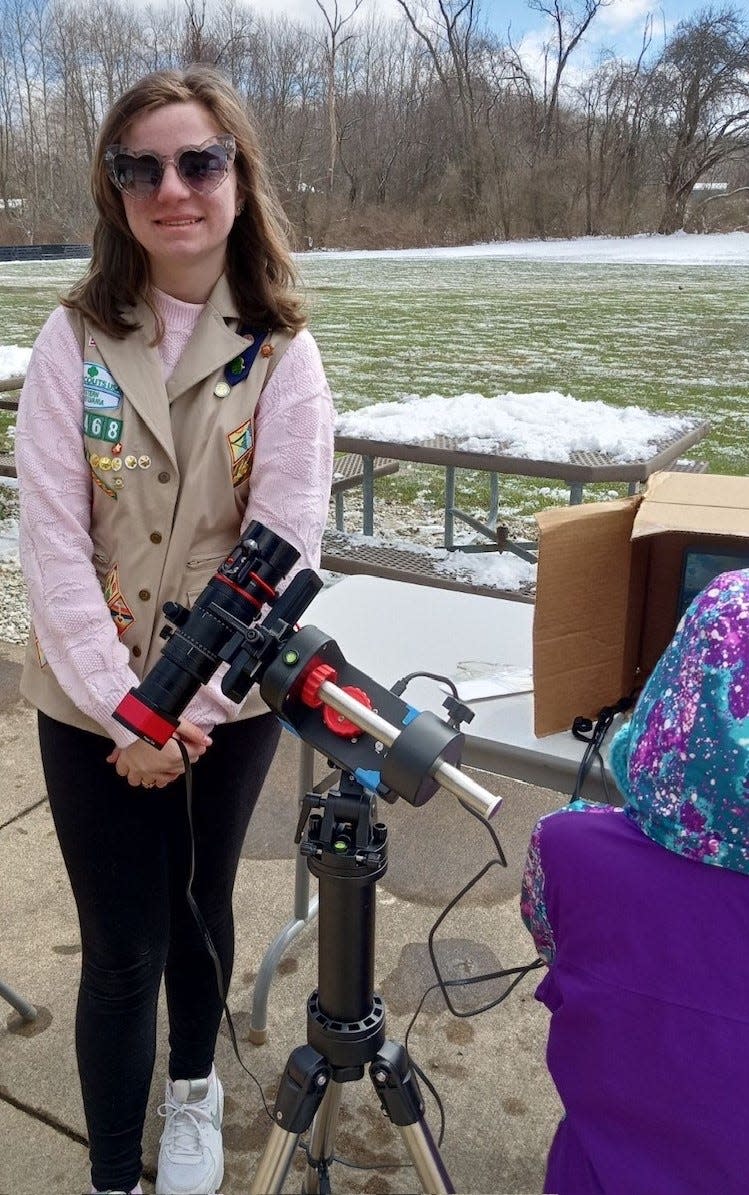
[{"left": 114, "top": 520, "right": 496, "bottom": 818}]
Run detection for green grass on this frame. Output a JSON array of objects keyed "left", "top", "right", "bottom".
[
  {"left": 306, "top": 254, "right": 748, "bottom": 518},
  {"left": 1, "top": 253, "right": 747, "bottom": 519}
]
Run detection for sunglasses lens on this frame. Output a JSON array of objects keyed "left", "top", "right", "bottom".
[
  {"left": 177, "top": 145, "right": 231, "bottom": 193},
  {"left": 107, "top": 138, "right": 234, "bottom": 198},
  {"left": 111, "top": 153, "right": 162, "bottom": 198}
]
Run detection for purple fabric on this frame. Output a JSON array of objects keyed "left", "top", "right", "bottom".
[{"left": 533, "top": 806, "right": 749, "bottom": 1195}]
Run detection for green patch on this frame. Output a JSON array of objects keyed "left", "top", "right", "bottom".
[{"left": 84, "top": 412, "right": 123, "bottom": 442}]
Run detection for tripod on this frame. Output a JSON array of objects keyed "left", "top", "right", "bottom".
[{"left": 250, "top": 773, "right": 455, "bottom": 1195}]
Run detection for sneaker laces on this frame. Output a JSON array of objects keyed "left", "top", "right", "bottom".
[{"left": 158, "top": 1091, "right": 213, "bottom": 1162}]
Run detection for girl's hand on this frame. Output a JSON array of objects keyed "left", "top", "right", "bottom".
[{"left": 107, "top": 720, "right": 212, "bottom": 788}]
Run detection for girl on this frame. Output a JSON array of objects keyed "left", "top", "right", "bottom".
[{"left": 16, "top": 66, "right": 334, "bottom": 1195}]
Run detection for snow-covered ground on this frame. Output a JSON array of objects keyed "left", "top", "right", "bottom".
[
  {"left": 306, "top": 230, "right": 749, "bottom": 264},
  {"left": 0, "top": 344, "right": 31, "bottom": 377}
]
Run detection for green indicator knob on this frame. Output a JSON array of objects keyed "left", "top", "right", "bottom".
[
  {"left": 333, "top": 839, "right": 348, "bottom": 853},
  {"left": 283, "top": 650, "right": 299, "bottom": 665}
]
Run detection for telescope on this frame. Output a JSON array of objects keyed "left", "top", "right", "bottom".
[
  {"left": 113, "top": 520, "right": 500, "bottom": 821},
  {"left": 114, "top": 521, "right": 503, "bottom": 1193}
]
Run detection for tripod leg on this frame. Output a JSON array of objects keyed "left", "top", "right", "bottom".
[
  {"left": 370, "top": 1042, "right": 455, "bottom": 1195},
  {"left": 250, "top": 1044, "right": 330, "bottom": 1195},
  {"left": 302, "top": 1079, "right": 344, "bottom": 1194},
  {"left": 0, "top": 979, "right": 37, "bottom": 1022}
]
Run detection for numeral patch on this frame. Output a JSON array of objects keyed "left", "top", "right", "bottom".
[{"left": 84, "top": 412, "right": 123, "bottom": 443}]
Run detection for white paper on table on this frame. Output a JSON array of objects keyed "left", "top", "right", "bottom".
[{"left": 441, "top": 665, "right": 534, "bottom": 703}]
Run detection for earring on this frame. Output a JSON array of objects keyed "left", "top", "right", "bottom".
[{"left": 235, "top": 200, "right": 245, "bottom": 217}]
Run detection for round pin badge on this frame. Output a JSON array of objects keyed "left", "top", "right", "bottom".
[
  {"left": 214, "top": 381, "right": 231, "bottom": 399},
  {"left": 113, "top": 478, "right": 124, "bottom": 489},
  {"left": 90, "top": 453, "right": 101, "bottom": 469},
  {"left": 138, "top": 455, "right": 152, "bottom": 469},
  {"left": 111, "top": 458, "right": 123, "bottom": 472},
  {"left": 124, "top": 455, "right": 138, "bottom": 470},
  {"left": 99, "top": 457, "right": 112, "bottom": 471}
]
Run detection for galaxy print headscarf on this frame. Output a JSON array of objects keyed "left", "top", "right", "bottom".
[{"left": 609, "top": 569, "right": 749, "bottom": 875}]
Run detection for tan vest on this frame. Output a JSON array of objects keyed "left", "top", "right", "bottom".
[{"left": 21, "top": 274, "right": 293, "bottom": 736}]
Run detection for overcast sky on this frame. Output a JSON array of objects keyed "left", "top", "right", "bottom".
[{"left": 267, "top": 1, "right": 712, "bottom": 63}]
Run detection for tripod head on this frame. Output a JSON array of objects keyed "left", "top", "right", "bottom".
[{"left": 113, "top": 521, "right": 501, "bottom": 820}]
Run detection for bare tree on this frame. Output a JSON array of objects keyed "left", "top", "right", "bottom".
[
  {"left": 578, "top": 18, "right": 653, "bottom": 234},
  {"left": 649, "top": 5, "right": 749, "bottom": 233},
  {"left": 500, "top": 0, "right": 611, "bottom": 235},
  {"left": 529, "top": 0, "right": 612, "bottom": 153},
  {"left": 313, "top": 0, "right": 364, "bottom": 198},
  {"left": 395, "top": 0, "right": 488, "bottom": 223}
]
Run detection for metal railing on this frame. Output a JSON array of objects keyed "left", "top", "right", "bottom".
[{"left": 0, "top": 376, "right": 22, "bottom": 478}]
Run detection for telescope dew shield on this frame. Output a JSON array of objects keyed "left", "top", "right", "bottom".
[{"left": 113, "top": 521, "right": 300, "bottom": 746}]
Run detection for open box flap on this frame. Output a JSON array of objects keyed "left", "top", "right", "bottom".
[
  {"left": 633, "top": 473, "right": 749, "bottom": 540},
  {"left": 533, "top": 498, "right": 645, "bottom": 736}
]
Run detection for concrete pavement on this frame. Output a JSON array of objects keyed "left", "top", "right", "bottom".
[{"left": 0, "top": 639, "right": 565, "bottom": 1194}]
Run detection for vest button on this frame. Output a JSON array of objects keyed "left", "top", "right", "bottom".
[
  {"left": 158, "top": 471, "right": 170, "bottom": 483},
  {"left": 132, "top": 645, "right": 142, "bottom": 658},
  {"left": 139, "top": 589, "right": 151, "bottom": 601},
  {"left": 150, "top": 531, "right": 162, "bottom": 544}
]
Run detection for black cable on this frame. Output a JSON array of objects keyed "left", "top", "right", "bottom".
[
  {"left": 177, "top": 689, "right": 544, "bottom": 1181},
  {"left": 571, "top": 692, "right": 636, "bottom": 801},
  {"left": 391, "top": 670, "right": 459, "bottom": 699},
  {"left": 380, "top": 676, "right": 546, "bottom": 1154},
  {"left": 176, "top": 741, "right": 276, "bottom": 1124}
]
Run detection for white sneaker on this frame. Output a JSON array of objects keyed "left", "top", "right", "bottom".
[{"left": 155, "top": 1067, "right": 224, "bottom": 1195}]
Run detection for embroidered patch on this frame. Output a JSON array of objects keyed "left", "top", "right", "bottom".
[
  {"left": 227, "top": 418, "right": 254, "bottom": 487},
  {"left": 102, "top": 564, "right": 135, "bottom": 636},
  {"left": 83, "top": 361, "right": 123, "bottom": 410},
  {"left": 84, "top": 411, "right": 123, "bottom": 443}
]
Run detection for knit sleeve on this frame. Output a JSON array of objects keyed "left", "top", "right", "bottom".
[
  {"left": 245, "top": 328, "right": 334, "bottom": 568},
  {"left": 16, "top": 307, "right": 139, "bottom": 748},
  {"left": 181, "top": 328, "right": 335, "bottom": 734},
  {"left": 520, "top": 816, "right": 556, "bottom": 965}
]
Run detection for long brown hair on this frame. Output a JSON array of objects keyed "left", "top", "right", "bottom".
[{"left": 64, "top": 66, "right": 306, "bottom": 338}]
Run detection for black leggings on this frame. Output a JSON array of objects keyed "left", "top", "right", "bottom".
[{"left": 38, "top": 710, "right": 282, "bottom": 1193}]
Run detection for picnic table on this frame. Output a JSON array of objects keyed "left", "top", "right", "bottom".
[{"left": 333, "top": 415, "right": 710, "bottom": 556}]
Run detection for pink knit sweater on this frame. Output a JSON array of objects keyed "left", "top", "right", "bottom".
[{"left": 16, "top": 290, "right": 335, "bottom": 746}]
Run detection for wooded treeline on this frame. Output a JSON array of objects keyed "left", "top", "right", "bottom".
[{"left": 1, "top": 0, "right": 749, "bottom": 249}]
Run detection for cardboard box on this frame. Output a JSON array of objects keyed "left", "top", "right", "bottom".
[{"left": 532, "top": 472, "right": 749, "bottom": 736}]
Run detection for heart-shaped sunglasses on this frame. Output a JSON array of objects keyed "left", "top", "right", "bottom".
[{"left": 105, "top": 135, "right": 236, "bottom": 199}]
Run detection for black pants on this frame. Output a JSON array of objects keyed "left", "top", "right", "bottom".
[{"left": 38, "top": 710, "right": 282, "bottom": 1193}]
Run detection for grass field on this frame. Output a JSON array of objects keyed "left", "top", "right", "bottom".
[{"left": 1, "top": 251, "right": 746, "bottom": 520}]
